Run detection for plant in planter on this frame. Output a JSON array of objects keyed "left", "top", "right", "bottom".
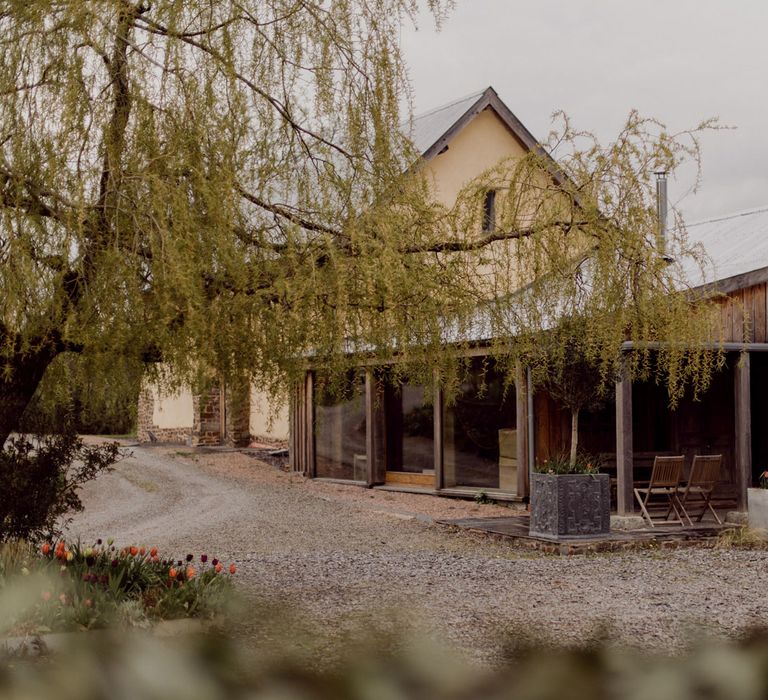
[{"left": 529, "top": 453, "right": 610, "bottom": 540}]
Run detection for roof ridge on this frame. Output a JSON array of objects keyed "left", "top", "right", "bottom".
[
  {"left": 411, "top": 87, "right": 489, "bottom": 122},
  {"left": 687, "top": 205, "right": 768, "bottom": 227}
]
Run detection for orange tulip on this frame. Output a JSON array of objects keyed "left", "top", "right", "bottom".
[
  {"left": 66, "top": 551, "right": 74, "bottom": 562},
  {"left": 41, "top": 543, "right": 51, "bottom": 556},
  {"left": 186, "top": 566, "right": 196, "bottom": 580},
  {"left": 229, "top": 564, "right": 236, "bottom": 575},
  {"left": 169, "top": 567, "right": 177, "bottom": 579},
  {"left": 129, "top": 546, "right": 138, "bottom": 557},
  {"left": 214, "top": 563, "right": 223, "bottom": 573},
  {"left": 150, "top": 547, "right": 158, "bottom": 558},
  {"left": 139, "top": 547, "right": 146, "bottom": 556}
]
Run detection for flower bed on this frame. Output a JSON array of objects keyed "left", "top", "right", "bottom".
[{"left": 1, "top": 538, "right": 237, "bottom": 635}]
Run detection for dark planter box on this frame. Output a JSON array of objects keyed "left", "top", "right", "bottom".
[{"left": 529, "top": 472, "right": 610, "bottom": 540}]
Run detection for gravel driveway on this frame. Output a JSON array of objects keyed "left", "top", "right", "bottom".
[{"left": 68, "top": 445, "right": 768, "bottom": 666}]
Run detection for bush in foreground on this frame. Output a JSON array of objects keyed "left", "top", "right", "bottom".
[{"left": 0, "top": 432, "right": 120, "bottom": 543}]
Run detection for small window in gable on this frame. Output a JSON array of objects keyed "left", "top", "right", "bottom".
[{"left": 482, "top": 189, "right": 496, "bottom": 233}]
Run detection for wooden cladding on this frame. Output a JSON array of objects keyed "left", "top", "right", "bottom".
[
  {"left": 718, "top": 283, "right": 768, "bottom": 343},
  {"left": 288, "top": 372, "right": 314, "bottom": 475}
]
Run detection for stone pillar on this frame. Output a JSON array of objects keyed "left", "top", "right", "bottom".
[{"left": 192, "top": 385, "right": 223, "bottom": 446}]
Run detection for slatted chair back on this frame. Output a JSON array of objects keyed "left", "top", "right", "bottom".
[
  {"left": 649, "top": 456, "right": 684, "bottom": 488},
  {"left": 688, "top": 455, "right": 722, "bottom": 489}
]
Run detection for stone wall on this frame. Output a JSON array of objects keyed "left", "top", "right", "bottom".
[
  {"left": 139, "top": 379, "right": 253, "bottom": 447},
  {"left": 192, "top": 387, "right": 222, "bottom": 446},
  {"left": 136, "top": 385, "right": 193, "bottom": 444}
]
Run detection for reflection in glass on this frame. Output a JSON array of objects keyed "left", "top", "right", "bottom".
[
  {"left": 314, "top": 372, "right": 367, "bottom": 481},
  {"left": 385, "top": 382, "right": 434, "bottom": 474},
  {"left": 443, "top": 361, "right": 516, "bottom": 490}
]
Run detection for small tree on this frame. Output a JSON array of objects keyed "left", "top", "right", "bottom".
[{"left": 543, "top": 338, "right": 606, "bottom": 466}]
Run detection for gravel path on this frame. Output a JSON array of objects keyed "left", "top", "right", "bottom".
[{"left": 68, "top": 444, "right": 768, "bottom": 666}]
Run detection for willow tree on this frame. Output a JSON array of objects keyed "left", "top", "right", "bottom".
[
  {"left": 0, "top": 0, "right": 479, "bottom": 443},
  {"left": 0, "top": 1, "right": 726, "bottom": 457}
]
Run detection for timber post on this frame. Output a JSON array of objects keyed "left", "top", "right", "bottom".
[
  {"left": 515, "top": 363, "right": 530, "bottom": 498},
  {"left": 734, "top": 351, "right": 752, "bottom": 511},
  {"left": 615, "top": 364, "right": 634, "bottom": 514}
]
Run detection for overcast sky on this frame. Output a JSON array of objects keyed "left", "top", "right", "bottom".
[{"left": 401, "top": 0, "right": 767, "bottom": 223}]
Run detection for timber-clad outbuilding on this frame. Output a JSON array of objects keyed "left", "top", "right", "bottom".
[{"left": 288, "top": 87, "right": 768, "bottom": 519}]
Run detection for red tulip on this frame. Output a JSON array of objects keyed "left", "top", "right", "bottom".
[{"left": 229, "top": 564, "right": 236, "bottom": 575}]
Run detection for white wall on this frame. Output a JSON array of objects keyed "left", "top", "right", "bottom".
[
  {"left": 151, "top": 385, "right": 195, "bottom": 429},
  {"left": 249, "top": 386, "right": 289, "bottom": 440}
]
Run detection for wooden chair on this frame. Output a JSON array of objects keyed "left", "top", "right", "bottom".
[
  {"left": 634, "top": 455, "right": 685, "bottom": 527},
  {"left": 677, "top": 454, "right": 723, "bottom": 525}
]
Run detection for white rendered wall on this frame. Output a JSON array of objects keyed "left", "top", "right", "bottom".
[
  {"left": 151, "top": 385, "right": 195, "bottom": 429},
  {"left": 249, "top": 386, "right": 289, "bottom": 441}
]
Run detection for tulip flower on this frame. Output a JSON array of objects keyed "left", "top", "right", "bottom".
[
  {"left": 85, "top": 598, "right": 93, "bottom": 608},
  {"left": 41, "top": 591, "right": 51, "bottom": 601},
  {"left": 186, "top": 554, "right": 193, "bottom": 562},
  {"left": 169, "top": 567, "right": 177, "bottom": 579},
  {"left": 41, "top": 543, "right": 51, "bottom": 556},
  {"left": 150, "top": 547, "right": 158, "bottom": 558},
  {"left": 214, "top": 563, "right": 223, "bottom": 574},
  {"left": 130, "top": 546, "right": 138, "bottom": 557},
  {"left": 229, "top": 564, "right": 236, "bottom": 575},
  {"left": 186, "top": 566, "right": 196, "bottom": 580},
  {"left": 66, "top": 551, "right": 74, "bottom": 562},
  {"left": 139, "top": 547, "right": 146, "bottom": 556},
  {"left": 200, "top": 554, "right": 208, "bottom": 563}
]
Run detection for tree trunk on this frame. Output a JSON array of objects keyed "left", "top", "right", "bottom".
[
  {"left": 570, "top": 408, "right": 579, "bottom": 466},
  {"left": 0, "top": 348, "right": 59, "bottom": 447}
]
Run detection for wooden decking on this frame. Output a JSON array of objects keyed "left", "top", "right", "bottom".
[{"left": 438, "top": 514, "right": 732, "bottom": 555}]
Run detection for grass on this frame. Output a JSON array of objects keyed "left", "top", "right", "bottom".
[{"left": 714, "top": 526, "right": 768, "bottom": 549}]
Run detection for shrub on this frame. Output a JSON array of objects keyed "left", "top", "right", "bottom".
[
  {"left": 0, "top": 432, "right": 120, "bottom": 543},
  {"left": 534, "top": 452, "right": 602, "bottom": 475}
]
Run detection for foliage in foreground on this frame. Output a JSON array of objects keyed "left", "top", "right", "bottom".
[
  {"left": 0, "top": 539, "right": 236, "bottom": 634},
  {"left": 4, "top": 599, "right": 768, "bottom": 700},
  {"left": 0, "top": 432, "right": 120, "bottom": 544}
]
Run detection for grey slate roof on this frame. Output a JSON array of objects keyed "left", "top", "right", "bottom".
[
  {"left": 407, "top": 89, "right": 487, "bottom": 155},
  {"left": 682, "top": 206, "right": 768, "bottom": 289}
]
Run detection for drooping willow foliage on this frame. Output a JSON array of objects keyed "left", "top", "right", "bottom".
[
  {"left": 0, "top": 0, "right": 461, "bottom": 439},
  {"left": 0, "top": 0, "right": 727, "bottom": 445},
  {"left": 440, "top": 111, "right": 727, "bottom": 408}
]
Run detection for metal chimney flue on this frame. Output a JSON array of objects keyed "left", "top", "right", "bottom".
[{"left": 655, "top": 171, "right": 673, "bottom": 262}]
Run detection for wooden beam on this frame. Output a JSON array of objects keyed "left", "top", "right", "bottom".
[
  {"left": 734, "top": 352, "right": 752, "bottom": 511},
  {"left": 305, "top": 371, "right": 315, "bottom": 478},
  {"left": 515, "top": 363, "right": 530, "bottom": 497},
  {"left": 615, "top": 367, "right": 634, "bottom": 514},
  {"left": 434, "top": 370, "right": 444, "bottom": 490},
  {"left": 365, "top": 370, "right": 374, "bottom": 487}
]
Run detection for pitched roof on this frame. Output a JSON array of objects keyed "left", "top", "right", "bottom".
[
  {"left": 408, "top": 89, "right": 487, "bottom": 155},
  {"left": 406, "top": 85, "right": 569, "bottom": 188},
  {"left": 682, "top": 206, "right": 768, "bottom": 291}
]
